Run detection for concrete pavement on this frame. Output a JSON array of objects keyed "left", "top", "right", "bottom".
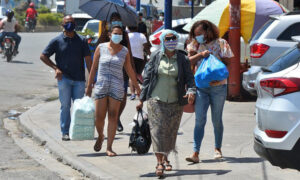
[{"left": 18, "top": 98, "right": 300, "bottom": 180}]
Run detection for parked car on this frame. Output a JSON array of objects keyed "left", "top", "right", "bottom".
[
  {"left": 81, "top": 19, "right": 100, "bottom": 38},
  {"left": 254, "top": 36, "right": 300, "bottom": 171},
  {"left": 243, "top": 12, "right": 300, "bottom": 96}
]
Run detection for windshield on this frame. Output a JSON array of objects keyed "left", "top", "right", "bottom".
[
  {"left": 86, "top": 22, "right": 99, "bottom": 33},
  {"left": 267, "top": 46, "right": 300, "bottom": 73},
  {"left": 251, "top": 19, "right": 274, "bottom": 41}
]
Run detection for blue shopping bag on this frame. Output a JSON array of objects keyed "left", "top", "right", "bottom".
[{"left": 194, "top": 54, "right": 229, "bottom": 88}]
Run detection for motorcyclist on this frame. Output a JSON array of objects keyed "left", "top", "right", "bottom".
[
  {"left": 0, "top": 9, "right": 21, "bottom": 54},
  {"left": 25, "top": 2, "right": 38, "bottom": 31}
]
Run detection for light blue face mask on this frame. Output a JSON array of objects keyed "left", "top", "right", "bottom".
[
  {"left": 111, "top": 34, "right": 123, "bottom": 44},
  {"left": 111, "top": 21, "right": 123, "bottom": 27},
  {"left": 196, "top": 35, "right": 205, "bottom": 44}
]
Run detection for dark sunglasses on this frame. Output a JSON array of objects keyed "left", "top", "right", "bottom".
[{"left": 165, "top": 36, "right": 177, "bottom": 41}]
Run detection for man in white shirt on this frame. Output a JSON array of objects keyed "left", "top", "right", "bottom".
[
  {"left": 0, "top": 9, "right": 21, "bottom": 53},
  {"left": 128, "top": 26, "right": 149, "bottom": 100}
]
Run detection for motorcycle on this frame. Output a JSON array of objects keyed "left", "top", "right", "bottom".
[
  {"left": 2, "top": 36, "right": 16, "bottom": 62},
  {"left": 25, "top": 17, "right": 35, "bottom": 32}
]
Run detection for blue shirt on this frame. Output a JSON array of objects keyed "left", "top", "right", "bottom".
[{"left": 42, "top": 33, "right": 91, "bottom": 81}]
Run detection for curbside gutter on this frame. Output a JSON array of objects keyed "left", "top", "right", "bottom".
[{"left": 18, "top": 103, "right": 113, "bottom": 180}]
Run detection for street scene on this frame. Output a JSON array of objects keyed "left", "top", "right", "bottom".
[{"left": 0, "top": 0, "right": 300, "bottom": 179}]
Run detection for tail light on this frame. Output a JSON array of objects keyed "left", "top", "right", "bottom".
[
  {"left": 265, "top": 129, "right": 287, "bottom": 138},
  {"left": 250, "top": 43, "right": 269, "bottom": 58},
  {"left": 260, "top": 78, "right": 300, "bottom": 97}
]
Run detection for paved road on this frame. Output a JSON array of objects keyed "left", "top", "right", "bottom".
[{"left": 0, "top": 32, "right": 63, "bottom": 180}]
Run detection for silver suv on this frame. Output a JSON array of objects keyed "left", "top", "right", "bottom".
[{"left": 242, "top": 12, "right": 300, "bottom": 96}]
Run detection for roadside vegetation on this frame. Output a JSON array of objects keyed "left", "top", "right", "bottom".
[{"left": 14, "top": 2, "right": 63, "bottom": 30}]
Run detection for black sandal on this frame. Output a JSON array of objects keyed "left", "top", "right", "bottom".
[
  {"left": 164, "top": 160, "right": 172, "bottom": 171},
  {"left": 155, "top": 163, "right": 165, "bottom": 177},
  {"left": 94, "top": 135, "right": 104, "bottom": 152}
]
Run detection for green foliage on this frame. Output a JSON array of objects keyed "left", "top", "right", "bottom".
[
  {"left": 37, "top": 5, "right": 51, "bottom": 14},
  {"left": 77, "top": 28, "right": 96, "bottom": 37},
  {"left": 38, "top": 13, "right": 64, "bottom": 26}
]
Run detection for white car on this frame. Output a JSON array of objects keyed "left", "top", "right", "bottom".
[
  {"left": 254, "top": 36, "right": 300, "bottom": 171},
  {"left": 81, "top": 19, "right": 100, "bottom": 38}
]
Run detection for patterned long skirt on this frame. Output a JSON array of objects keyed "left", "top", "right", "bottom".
[{"left": 147, "top": 98, "right": 183, "bottom": 155}]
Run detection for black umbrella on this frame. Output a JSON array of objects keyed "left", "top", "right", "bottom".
[{"left": 79, "top": 0, "right": 138, "bottom": 27}]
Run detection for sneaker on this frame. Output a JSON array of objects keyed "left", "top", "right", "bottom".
[
  {"left": 62, "top": 134, "right": 70, "bottom": 141},
  {"left": 185, "top": 156, "right": 200, "bottom": 163},
  {"left": 130, "top": 94, "right": 136, "bottom": 100},
  {"left": 117, "top": 119, "right": 123, "bottom": 132},
  {"left": 214, "top": 150, "right": 223, "bottom": 159}
]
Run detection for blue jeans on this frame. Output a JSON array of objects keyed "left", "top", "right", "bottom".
[
  {"left": 193, "top": 84, "right": 227, "bottom": 153},
  {"left": 0, "top": 32, "right": 21, "bottom": 50},
  {"left": 58, "top": 76, "right": 85, "bottom": 135}
]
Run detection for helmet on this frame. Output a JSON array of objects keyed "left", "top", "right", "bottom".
[
  {"left": 29, "top": 2, "right": 35, "bottom": 8},
  {"left": 6, "top": 9, "right": 14, "bottom": 19}
]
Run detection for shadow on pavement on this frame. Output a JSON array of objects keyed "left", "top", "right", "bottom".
[
  {"left": 77, "top": 152, "right": 154, "bottom": 157},
  {"left": 9, "top": 60, "right": 34, "bottom": 64},
  {"left": 201, "top": 157, "right": 264, "bottom": 164},
  {"left": 140, "top": 169, "right": 231, "bottom": 178}
]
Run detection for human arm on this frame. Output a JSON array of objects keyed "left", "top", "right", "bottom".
[
  {"left": 85, "top": 46, "right": 100, "bottom": 97},
  {"left": 182, "top": 55, "right": 196, "bottom": 104},
  {"left": 40, "top": 54, "right": 62, "bottom": 80},
  {"left": 188, "top": 50, "right": 210, "bottom": 65},
  {"left": 83, "top": 37, "right": 92, "bottom": 73}
]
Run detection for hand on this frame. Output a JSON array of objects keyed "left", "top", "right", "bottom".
[
  {"left": 135, "top": 84, "right": 141, "bottom": 97},
  {"left": 55, "top": 68, "right": 63, "bottom": 80},
  {"left": 201, "top": 50, "right": 211, "bottom": 58},
  {"left": 85, "top": 87, "right": 92, "bottom": 97},
  {"left": 183, "top": 93, "right": 195, "bottom": 104},
  {"left": 136, "top": 101, "right": 143, "bottom": 111}
]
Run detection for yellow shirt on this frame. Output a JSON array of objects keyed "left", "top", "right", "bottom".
[{"left": 151, "top": 53, "right": 178, "bottom": 103}]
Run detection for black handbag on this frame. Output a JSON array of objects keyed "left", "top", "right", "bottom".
[{"left": 129, "top": 110, "right": 151, "bottom": 154}]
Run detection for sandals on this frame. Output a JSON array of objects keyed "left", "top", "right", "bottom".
[
  {"left": 94, "top": 135, "right": 104, "bottom": 152},
  {"left": 185, "top": 155, "right": 200, "bottom": 163},
  {"left": 155, "top": 163, "right": 165, "bottom": 177},
  {"left": 164, "top": 160, "right": 172, "bottom": 171}
]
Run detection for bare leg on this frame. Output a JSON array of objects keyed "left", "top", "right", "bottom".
[
  {"left": 155, "top": 153, "right": 165, "bottom": 176},
  {"left": 163, "top": 155, "right": 172, "bottom": 171},
  {"left": 106, "top": 97, "right": 121, "bottom": 156},
  {"left": 94, "top": 97, "right": 108, "bottom": 152}
]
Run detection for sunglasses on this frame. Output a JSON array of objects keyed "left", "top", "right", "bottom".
[{"left": 165, "top": 36, "right": 177, "bottom": 41}]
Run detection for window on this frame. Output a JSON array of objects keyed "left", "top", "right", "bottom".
[
  {"left": 268, "top": 46, "right": 300, "bottom": 73},
  {"left": 252, "top": 19, "right": 274, "bottom": 41},
  {"left": 277, "top": 23, "right": 300, "bottom": 41}
]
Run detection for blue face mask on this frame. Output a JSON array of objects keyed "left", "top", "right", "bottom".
[
  {"left": 63, "top": 22, "right": 76, "bottom": 32},
  {"left": 111, "top": 21, "right": 123, "bottom": 27},
  {"left": 196, "top": 35, "right": 205, "bottom": 44},
  {"left": 164, "top": 40, "right": 178, "bottom": 52},
  {"left": 111, "top": 34, "right": 123, "bottom": 44}
]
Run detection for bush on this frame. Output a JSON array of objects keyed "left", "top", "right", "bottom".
[
  {"left": 37, "top": 5, "right": 51, "bottom": 14},
  {"left": 77, "top": 28, "right": 95, "bottom": 37},
  {"left": 38, "top": 13, "right": 63, "bottom": 26}
]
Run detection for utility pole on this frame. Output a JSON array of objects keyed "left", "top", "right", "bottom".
[
  {"left": 136, "top": 0, "right": 140, "bottom": 11},
  {"left": 228, "top": 0, "right": 241, "bottom": 99},
  {"left": 165, "top": 0, "right": 172, "bottom": 29}
]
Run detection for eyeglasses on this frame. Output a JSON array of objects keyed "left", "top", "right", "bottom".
[{"left": 165, "top": 36, "right": 177, "bottom": 41}]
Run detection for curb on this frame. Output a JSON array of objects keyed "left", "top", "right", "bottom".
[{"left": 18, "top": 102, "right": 113, "bottom": 180}]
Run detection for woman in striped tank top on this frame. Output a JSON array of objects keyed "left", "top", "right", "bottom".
[{"left": 86, "top": 25, "right": 140, "bottom": 156}]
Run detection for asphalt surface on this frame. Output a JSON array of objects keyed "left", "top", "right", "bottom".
[{"left": 0, "top": 32, "right": 64, "bottom": 180}]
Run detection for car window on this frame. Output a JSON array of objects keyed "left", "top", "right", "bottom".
[
  {"left": 252, "top": 19, "right": 274, "bottom": 41},
  {"left": 267, "top": 46, "right": 300, "bottom": 73},
  {"left": 86, "top": 22, "right": 99, "bottom": 33},
  {"left": 277, "top": 23, "right": 300, "bottom": 41}
]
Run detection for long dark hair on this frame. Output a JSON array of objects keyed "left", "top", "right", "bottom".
[{"left": 188, "top": 20, "right": 219, "bottom": 43}]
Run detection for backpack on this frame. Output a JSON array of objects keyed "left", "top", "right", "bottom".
[{"left": 129, "top": 110, "right": 151, "bottom": 154}]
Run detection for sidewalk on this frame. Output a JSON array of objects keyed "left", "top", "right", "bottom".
[{"left": 18, "top": 98, "right": 300, "bottom": 180}]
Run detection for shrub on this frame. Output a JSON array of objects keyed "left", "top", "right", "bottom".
[
  {"left": 77, "top": 28, "right": 95, "bottom": 37},
  {"left": 37, "top": 5, "right": 51, "bottom": 14},
  {"left": 38, "top": 13, "right": 63, "bottom": 26}
]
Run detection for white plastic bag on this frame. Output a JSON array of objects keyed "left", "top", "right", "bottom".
[
  {"left": 133, "top": 109, "right": 148, "bottom": 127},
  {"left": 70, "top": 96, "right": 95, "bottom": 140}
]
